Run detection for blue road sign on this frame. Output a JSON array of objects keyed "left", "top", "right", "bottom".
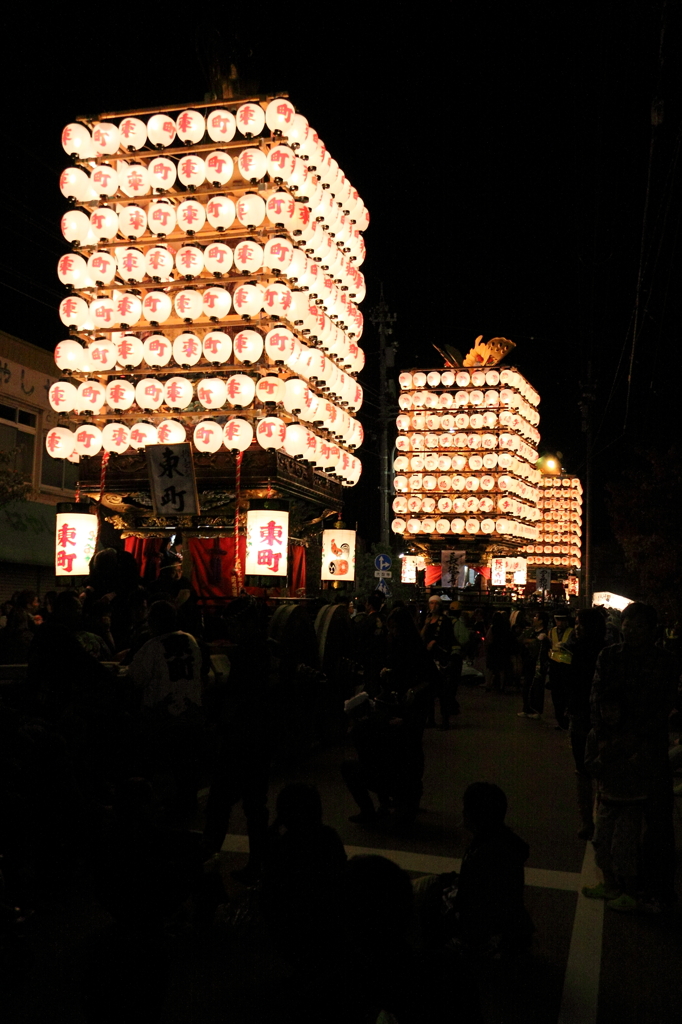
[
  {"left": 376, "top": 578, "right": 391, "bottom": 597},
  {"left": 374, "top": 553, "right": 392, "bottom": 572}
]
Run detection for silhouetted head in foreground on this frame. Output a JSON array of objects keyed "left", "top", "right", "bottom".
[{"left": 462, "top": 782, "right": 508, "bottom": 833}]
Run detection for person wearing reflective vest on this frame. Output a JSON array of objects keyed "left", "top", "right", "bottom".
[{"left": 548, "top": 612, "right": 574, "bottom": 730}]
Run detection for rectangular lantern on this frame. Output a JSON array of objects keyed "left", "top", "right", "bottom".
[
  {"left": 245, "top": 505, "right": 289, "bottom": 579},
  {"left": 55, "top": 503, "right": 98, "bottom": 576},
  {"left": 441, "top": 549, "right": 466, "bottom": 588},
  {"left": 491, "top": 557, "right": 507, "bottom": 586},
  {"left": 320, "top": 529, "right": 356, "bottom": 582}
]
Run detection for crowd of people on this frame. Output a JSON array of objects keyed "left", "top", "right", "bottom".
[{"left": 1, "top": 552, "right": 681, "bottom": 1020}]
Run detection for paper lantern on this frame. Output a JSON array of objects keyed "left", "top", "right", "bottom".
[
  {"left": 172, "top": 333, "right": 202, "bottom": 366},
  {"left": 46, "top": 427, "right": 75, "bottom": 459},
  {"left": 201, "top": 242, "right": 232, "bottom": 277},
  {"left": 147, "top": 113, "right": 176, "bottom": 147},
  {"left": 178, "top": 154, "right": 205, "bottom": 189},
  {"left": 73, "top": 425, "right": 103, "bottom": 456},
  {"left": 236, "top": 193, "right": 266, "bottom": 228},
  {"left": 118, "top": 116, "right": 147, "bottom": 150},
  {"left": 282, "top": 423, "right": 308, "bottom": 457},
  {"left": 90, "top": 163, "right": 118, "bottom": 200},
  {"left": 207, "top": 109, "right": 236, "bottom": 143},
  {"left": 283, "top": 377, "right": 308, "bottom": 413},
  {"left": 226, "top": 374, "right": 256, "bottom": 408},
  {"left": 202, "top": 286, "right": 232, "bottom": 320},
  {"left": 237, "top": 147, "right": 267, "bottom": 182},
  {"left": 49, "top": 381, "right": 78, "bottom": 413},
  {"left": 102, "top": 422, "right": 131, "bottom": 453},
  {"left": 84, "top": 250, "right": 115, "bottom": 286},
  {"left": 92, "top": 122, "right": 119, "bottom": 155},
  {"left": 265, "top": 191, "right": 297, "bottom": 230},
  {"left": 57, "top": 253, "right": 88, "bottom": 288},
  {"left": 88, "top": 339, "right": 118, "bottom": 370},
  {"left": 256, "top": 416, "right": 286, "bottom": 450},
  {"left": 116, "top": 335, "right": 143, "bottom": 367},
  {"left": 142, "top": 245, "right": 172, "bottom": 281},
  {"left": 203, "top": 330, "right": 232, "bottom": 364},
  {"left": 256, "top": 375, "right": 285, "bottom": 405},
  {"left": 89, "top": 207, "right": 118, "bottom": 242},
  {"left": 232, "top": 283, "right": 264, "bottom": 317},
  {"left": 219, "top": 418, "right": 251, "bottom": 452},
  {"left": 205, "top": 150, "right": 234, "bottom": 186},
  {"left": 175, "top": 108, "right": 205, "bottom": 144},
  {"left": 62, "top": 122, "right": 92, "bottom": 157},
  {"left": 196, "top": 378, "right": 227, "bottom": 410},
  {"left": 105, "top": 379, "right": 135, "bottom": 410},
  {"left": 392, "top": 518, "right": 406, "bottom": 534},
  {"left": 267, "top": 145, "right": 296, "bottom": 183},
  {"left": 129, "top": 422, "right": 158, "bottom": 449},
  {"left": 157, "top": 420, "right": 187, "bottom": 444},
  {"left": 175, "top": 245, "right": 204, "bottom": 278},
  {"left": 265, "top": 98, "right": 295, "bottom": 134},
  {"left": 194, "top": 419, "right": 223, "bottom": 453},
  {"left": 135, "top": 378, "right": 165, "bottom": 410},
  {"left": 263, "top": 282, "right": 293, "bottom": 319},
  {"left": 115, "top": 292, "right": 142, "bottom": 328},
  {"left": 143, "top": 334, "right": 172, "bottom": 367},
  {"left": 234, "top": 240, "right": 264, "bottom": 274},
  {"left": 55, "top": 508, "right": 98, "bottom": 576},
  {"left": 61, "top": 210, "right": 91, "bottom": 245},
  {"left": 206, "top": 196, "right": 236, "bottom": 231},
  {"left": 120, "top": 163, "right": 150, "bottom": 197},
  {"left": 174, "top": 289, "right": 203, "bottom": 321},
  {"left": 90, "top": 297, "right": 118, "bottom": 329},
  {"left": 236, "top": 102, "right": 265, "bottom": 137},
  {"left": 148, "top": 157, "right": 177, "bottom": 191},
  {"left": 118, "top": 205, "right": 147, "bottom": 239},
  {"left": 233, "top": 329, "right": 264, "bottom": 364},
  {"left": 176, "top": 199, "right": 206, "bottom": 234}
]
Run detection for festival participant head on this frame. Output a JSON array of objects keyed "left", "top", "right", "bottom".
[
  {"left": 147, "top": 600, "right": 178, "bottom": 636},
  {"left": 428, "top": 594, "right": 442, "bottom": 616},
  {"left": 462, "top": 781, "right": 508, "bottom": 833},
  {"left": 621, "top": 602, "right": 657, "bottom": 648}
]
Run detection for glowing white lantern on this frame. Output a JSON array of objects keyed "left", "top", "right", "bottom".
[
  {"left": 57, "top": 252, "right": 87, "bottom": 288},
  {"left": 282, "top": 378, "right": 308, "bottom": 414},
  {"left": 140, "top": 247, "right": 170, "bottom": 283},
  {"left": 46, "top": 426, "right": 76, "bottom": 459},
  {"left": 233, "top": 329, "right": 264, "bottom": 364},
  {"left": 55, "top": 508, "right": 98, "bottom": 576},
  {"left": 207, "top": 108, "right": 236, "bottom": 143},
  {"left": 129, "top": 422, "right": 158, "bottom": 449},
  {"left": 200, "top": 243, "right": 231, "bottom": 278},
  {"left": 89, "top": 207, "right": 118, "bottom": 242},
  {"left": 174, "top": 289, "right": 203, "bottom": 321},
  {"left": 236, "top": 193, "right": 266, "bottom": 228},
  {"left": 203, "top": 330, "right": 232, "bottom": 363},
  {"left": 233, "top": 240, "right": 263, "bottom": 274},
  {"left": 105, "top": 379, "right": 135, "bottom": 410},
  {"left": 135, "top": 378, "right": 165, "bottom": 410},
  {"left": 205, "top": 150, "right": 234, "bottom": 186},
  {"left": 119, "top": 205, "right": 147, "bottom": 239},
  {"left": 61, "top": 210, "right": 91, "bottom": 245},
  {"left": 392, "top": 518, "right": 407, "bottom": 534},
  {"left": 282, "top": 423, "right": 308, "bottom": 458},
  {"left": 148, "top": 157, "right": 177, "bottom": 191},
  {"left": 87, "top": 339, "right": 117, "bottom": 371},
  {"left": 176, "top": 109, "right": 205, "bottom": 144},
  {"left": 223, "top": 418, "right": 253, "bottom": 452},
  {"left": 92, "top": 122, "right": 119, "bottom": 155},
  {"left": 49, "top": 381, "right": 78, "bottom": 413},
  {"left": 232, "top": 282, "right": 264, "bottom": 317},
  {"left": 265, "top": 98, "right": 295, "bottom": 134},
  {"left": 256, "top": 375, "right": 284, "bottom": 405},
  {"left": 197, "top": 378, "right": 228, "bottom": 410},
  {"left": 226, "top": 374, "right": 256, "bottom": 408},
  {"left": 263, "top": 282, "right": 293, "bottom": 319},
  {"left": 193, "top": 420, "right": 223, "bottom": 453},
  {"left": 157, "top": 420, "right": 187, "bottom": 444},
  {"left": 116, "top": 292, "right": 142, "bottom": 328},
  {"left": 176, "top": 199, "right": 206, "bottom": 234},
  {"left": 262, "top": 238, "right": 294, "bottom": 276},
  {"left": 117, "top": 116, "right": 147, "bottom": 150},
  {"left": 116, "top": 334, "right": 143, "bottom": 367},
  {"left": 120, "top": 163, "right": 150, "bottom": 197},
  {"left": 146, "top": 201, "right": 176, "bottom": 238},
  {"left": 102, "top": 422, "right": 131, "bottom": 453},
  {"left": 90, "top": 297, "right": 118, "bottom": 329},
  {"left": 60, "top": 167, "right": 91, "bottom": 201},
  {"left": 143, "top": 334, "right": 172, "bottom": 367},
  {"left": 256, "top": 416, "right": 286, "bottom": 450},
  {"left": 265, "top": 191, "right": 297, "bottom": 230},
  {"left": 178, "top": 153, "right": 205, "bottom": 189},
  {"left": 62, "top": 122, "right": 92, "bottom": 157},
  {"left": 201, "top": 286, "right": 231, "bottom": 320},
  {"left": 147, "top": 113, "right": 176, "bottom": 147},
  {"left": 267, "top": 145, "right": 296, "bottom": 183},
  {"left": 172, "top": 333, "right": 202, "bottom": 366},
  {"left": 84, "top": 251, "right": 115, "bottom": 286},
  {"left": 236, "top": 102, "right": 265, "bottom": 137},
  {"left": 73, "top": 425, "right": 103, "bottom": 456},
  {"left": 174, "top": 245, "right": 203, "bottom": 279},
  {"left": 162, "top": 376, "right": 193, "bottom": 407},
  {"left": 206, "top": 195, "right": 236, "bottom": 230},
  {"left": 237, "top": 147, "right": 267, "bottom": 181}
]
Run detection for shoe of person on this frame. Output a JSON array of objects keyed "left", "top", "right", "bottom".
[
  {"left": 517, "top": 711, "right": 528, "bottom": 717},
  {"left": 577, "top": 824, "right": 594, "bottom": 840},
  {"left": 527, "top": 713, "right": 541, "bottom": 719},
  {"left": 348, "top": 810, "right": 376, "bottom": 824},
  {"left": 582, "top": 882, "right": 621, "bottom": 901},
  {"left": 606, "top": 893, "right": 638, "bottom": 913}
]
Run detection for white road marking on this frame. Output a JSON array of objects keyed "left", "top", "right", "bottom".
[{"left": 557, "top": 841, "right": 603, "bottom": 1024}]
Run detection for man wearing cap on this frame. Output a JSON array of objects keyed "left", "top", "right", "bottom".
[{"left": 548, "top": 610, "right": 574, "bottom": 730}]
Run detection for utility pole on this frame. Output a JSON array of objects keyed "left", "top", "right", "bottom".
[
  {"left": 370, "top": 288, "right": 397, "bottom": 548},
  {"left": 579, "top": 366, "right": 596, "bottom": 608}
]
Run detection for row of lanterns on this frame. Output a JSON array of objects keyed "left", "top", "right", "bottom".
[
  {"left": 396, "top": 407, "right": 539, "bottom": 445},
  {"left": 395, "top": 431, "right": 539, "bottom": 467},
  {"left": 393, "top": 451, "right": 539, "bottom": 487},
  {"left": 399, "top": 368, "right": 540, "bottom": 407},
  {"left": 526, "top": 475, "right": 582, "bottom": 569},
  {"left": 392, "top": 517, "right": 539, "bottom": 538},
  {"left": 397, "top": 390, "right": 539, "bottom": 434},
  {"left": 54, "top": 334, "right": 363, "bottom": 404}
]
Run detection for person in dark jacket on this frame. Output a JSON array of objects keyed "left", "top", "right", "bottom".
[{"left": 566, "top": 608, "right": 606, "bottom": 838}]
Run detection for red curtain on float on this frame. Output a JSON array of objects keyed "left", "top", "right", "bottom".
[
  {"left": 290, "top": 544, "right": 306, "bottom": 594},
  {"left": 124, "top": 537, "right": 164, "bottom": 581},
  {"left": 189, "top": 536, "right": 246, "bottom": 600},
  {"left": 425, "top": 565, "right": 442, "bottom": 587}
]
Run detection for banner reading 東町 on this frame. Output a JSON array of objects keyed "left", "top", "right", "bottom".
[
  {"left": 441, "top": 550, "right": 466, "bottom": 588},
  {"left": 146, "top": 443, "right": 199, "bottom": 516}
]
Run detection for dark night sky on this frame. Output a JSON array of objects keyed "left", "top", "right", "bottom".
[{"left": 2, "top": 3, "right": 680, "bottom": 546}]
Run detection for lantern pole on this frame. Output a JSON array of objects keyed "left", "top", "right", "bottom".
[
  {"left": 579, "top": 368, "right": 595, "bottom": 608},
  {"left": 370, "top": 288, "right": 397, "bottom": 548}
]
